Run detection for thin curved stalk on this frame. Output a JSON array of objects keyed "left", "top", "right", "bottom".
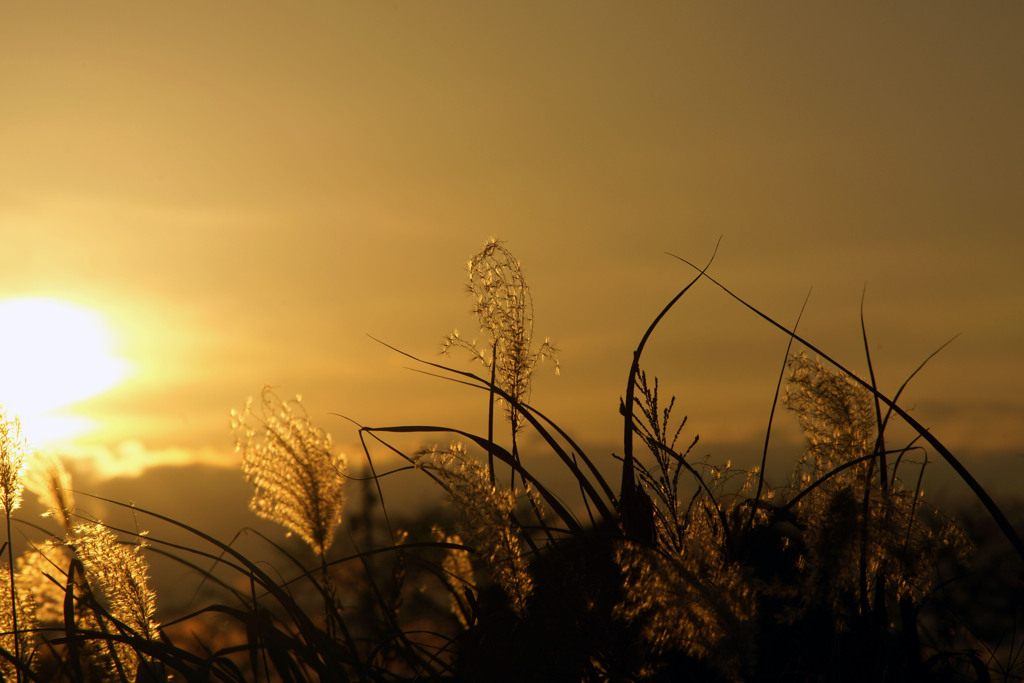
[
  {"left": 366, "top": 337, "right": 618, "bottom": 524},
  {"left": 393, "top": 364, "right": 618, "bottom": 511},
  {"left": 620, "top": 238, "right": 720, "bottom": 542},
  {"left": 5, "top": 508, "right": 21, "bottom": 683},
  {"left": 860, "top": 289, "right": 890, "bottom": 499},
  {"left": 746, "top": 288, "right": 810, "bottom": 534},
  {"left": 360, "top": 424, "right": 583, "bottom": 534}
]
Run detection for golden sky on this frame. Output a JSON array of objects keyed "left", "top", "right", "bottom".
[{"left": 0, "top": 2, "right": 1021, "bottom": 493}]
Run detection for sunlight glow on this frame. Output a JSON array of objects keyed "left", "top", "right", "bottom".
[{"left": 0, "top": 298, "right": 130, "bottom": 446}]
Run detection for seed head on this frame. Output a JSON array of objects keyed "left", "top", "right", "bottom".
[
  {"left": 415, "top": 444, "right": 532, "bottom": 615},
  {"left": 0, "top": 405, "right": 30, "bottom": 515},
  {"left": 0, "top": 564, "right": 36, "bottom": 678},
  {"left": 17, "top": 541, "right": 72, "bottom": 625},
  {"left": 442, "top": 239, "right": 558, "bottom": 435},
  {"left": 234, "top": 388, "right": 347, "bottom": 556},
  {"left": 434, "top": 526, "right": 475, "bottom": 629},
  {"left": 73, "top": 523, "right": 158, "bottom": 640},
  {"left": 784, "top": 352, "right": 874, "bottom": 477},
  {"left": 25, "top": 450, "right": 75, "bottom": 533}
]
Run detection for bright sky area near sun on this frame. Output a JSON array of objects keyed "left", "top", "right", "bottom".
[{"left": 0, "top": 3, "right": 1021, "bottom": 499}]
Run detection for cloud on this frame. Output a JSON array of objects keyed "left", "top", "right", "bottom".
[
  {"left": 53, "top": 440, "right": 239, "bottom": 480},
  {"left": 910, "top": 401, "right": 1024, "bottom": 456}
]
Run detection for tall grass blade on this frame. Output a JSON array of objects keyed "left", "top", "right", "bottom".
[
  {"left": 747, "top": 288, "right": 810, "bottom": 534},
  {"left": 621, "top": 239, "right": 720, "bottom": 543},
  {"left": 671, "top": 254, "right": 1024, "bottom": 563}
]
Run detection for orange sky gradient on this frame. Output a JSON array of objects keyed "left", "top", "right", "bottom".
[{"left": 1, "top": 3, "right": 1021, "bottom": 502}]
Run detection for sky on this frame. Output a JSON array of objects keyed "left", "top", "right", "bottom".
[{"left": 1, "top": 1, "right": 1022, "bottom": 516}]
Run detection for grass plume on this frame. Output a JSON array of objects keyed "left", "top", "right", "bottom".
[
  {"left": 414, "top": 443, "right": 533, "bottom": 616},
  {"left": 233, "top": 388, "right": 347, "bottom": 557},
  {"left": 443, "top": 238, "right": 558, "bottom": 482},
  {"left": 24, "top": 450, "right": 75, "bottom": 535},
  {"left": 0, "top": 405, "right": 29, "bottom": 680}
]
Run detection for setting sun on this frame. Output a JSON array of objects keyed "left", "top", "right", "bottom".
[{"left": 0, "top": 298, "right": 130, "bottom": 445}]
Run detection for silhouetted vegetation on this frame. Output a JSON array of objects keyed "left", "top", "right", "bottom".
[{"left": 0, "top": 239, "right": 1020, "bottom": 681}]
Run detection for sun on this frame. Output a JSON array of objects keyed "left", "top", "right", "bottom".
[{"left": 0, "top": 298, "right": 130, "bottom": 446}]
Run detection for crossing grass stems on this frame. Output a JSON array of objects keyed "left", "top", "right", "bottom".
[{"left": 0, "top": 239, "right": 1019, "bottom": 681}]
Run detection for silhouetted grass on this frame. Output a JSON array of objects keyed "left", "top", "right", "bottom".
[{"left": 0, "top": 239, "right": 1020, "bottom": 682}]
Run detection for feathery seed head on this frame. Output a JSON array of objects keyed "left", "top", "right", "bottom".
[
  {"left": 17, "top": 542, "right": 72, "bottom": 625},
  {"left": 433, "top": 526, "right": 475, "bottom": 629},
  {"left": 443, "top": 240, "right": 558, "bottom": 433},
  {"left": 0, "top": 405, "right": 30, "bottom": 514},
  {"left": 778, "top": 352, "right": 971, "bottom": 623},
  {"left": 73, "top": 523, "right": 159, "bottom": 640},
  {"left": 784, "top": 352, "right": 875, "bottom": 477},
  {"left": 414, "top": 444, "right": 532, "bottom": 615},
  {"left": 234, "top": 388, "right": 347, "bottom": 556},
  {"left": 615, "top": 540, "right": 755, "bottom": 675},
  {"left": 25, "top": 450, "right": 75, "bottom": 532},
  {"left": 0, "top": 564, "right": 37, "bottom": 678}
]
